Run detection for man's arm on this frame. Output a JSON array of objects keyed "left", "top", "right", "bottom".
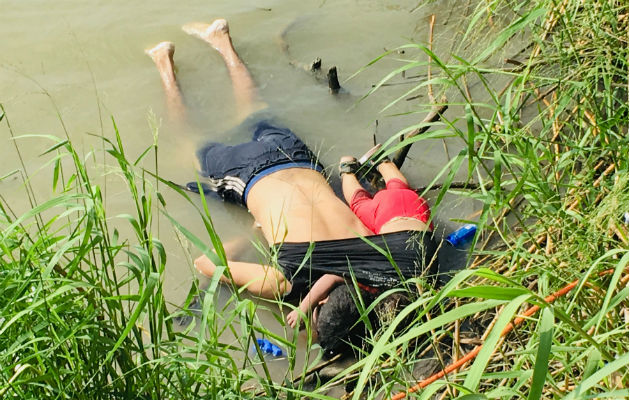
[
  {"left": 195, "top": 255, "right": 291, "bottom": 299},
  {"left": 286, "top": 274, "right": 345, "bottom": 328}
]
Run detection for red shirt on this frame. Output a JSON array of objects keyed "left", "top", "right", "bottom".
[{"left": 350, "top": 178, "right": 432, "bottom": 234}]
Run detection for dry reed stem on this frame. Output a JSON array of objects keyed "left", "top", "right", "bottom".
[
  {"left": 545, "top": 231, "right": 553, "bottom": 256},
  {"left": 612, "top": 223, "right": 629, "bottom": 247},
  {"left": 593, "top": 163, "right": 616, "bottom": 188},
  {"left": 427, "top": 14, "right": 436, "bottom": 103},
  {"left": 568, "top": 162, "right": 616, "bottom": 211},
  {"left": 526, "top": 83, "right": 559, "bottom": 106},
  {"left": 532, "top": 0, "right": 569, "bottom": 59},
  {"left": 620, "top": 273, "right": 629, "bottom": 287},
  {"left": 549, "top": 92, "right": 563, "bottom": 182},
  {"left": 583, "top": 109, "right": 601, "bottom": 137},
  {"left": 552, "top": 103, "right": 582, "bottom": 142}
]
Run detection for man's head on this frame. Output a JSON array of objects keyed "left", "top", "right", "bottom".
[
  {"left": 316, "top": 284, "right": 376, "bottom": 358},
  {"left": 316, "top": 284, "right": 415, "bottom": 359}
]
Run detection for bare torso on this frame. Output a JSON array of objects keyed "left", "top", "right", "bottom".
[
  {"left": 379, "top": 217, "right": 430, "bottom": 234},
  {"left": 246, "top": 168, "right": 373, "bottom": 244}
]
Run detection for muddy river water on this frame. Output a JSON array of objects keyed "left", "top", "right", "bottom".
[{"left": 2, "top": 0, "right": 489, "bottom": 383}]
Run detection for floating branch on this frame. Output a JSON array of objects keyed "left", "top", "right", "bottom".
[{"left": 391, "top": 103, "right": 448, "bottom": 168}]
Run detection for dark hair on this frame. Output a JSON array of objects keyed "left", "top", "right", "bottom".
[
  {"left": 316, "top": 284, "right": 377, "bottom": 358},
  {"left": 316, "top": 284, "right": 415, "bottom": 359}
]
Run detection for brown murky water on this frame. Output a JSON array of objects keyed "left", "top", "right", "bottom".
[{"left": 1, "top": 0, "right": 489, "bottom": 385}]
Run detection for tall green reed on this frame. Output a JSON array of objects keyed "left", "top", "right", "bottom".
[
  {"left": 1, "top": 0, "right": 628, "bottom": 398},
  {"left": 325, "top": 0, "right": 628, "bottom": 398},
  {"left": 0, "top": 109, "right": 317, "bottom": 399}
]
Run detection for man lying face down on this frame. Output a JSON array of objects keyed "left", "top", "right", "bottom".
[{"left": 146, "top": 18, "right": 438, "bottom": 354}]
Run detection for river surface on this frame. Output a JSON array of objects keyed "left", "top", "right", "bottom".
[{"left": 2, "top": 0, "right": 494, "bottom": 385}]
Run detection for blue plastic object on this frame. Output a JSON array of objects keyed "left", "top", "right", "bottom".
[
  {"left": 270, "top": 344, "right": 283, "bottom": 357},
  {"left": 253, "top": 338, "right": 283, "bottom": 357},
  {"left": 445, "top": 224, "right": 477, "bottom": 247}
]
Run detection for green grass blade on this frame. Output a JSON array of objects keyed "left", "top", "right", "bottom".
[
  {"left": 463, "top": 293, "right": 532, "bottom": 392},
  {"left": 100, "top": 272, "right": 158, "bottom": 372},
  {"left": 472, "top": 7, "right": 547, "bottom": 64},
  {"left": 560, "top": 353, "right": 629, "bottom": 400},
  {"left": 527, "top": 307, "right": 554, "bottom": 400},
  {"left": 448, "top": 286, "right": 531, "bottom": 300},
  {"left": 161, "top": 210, "right": 223, "bottom": 267},
  {"left": 2, "top": 193, "right": 89, "bottom": 239},
  {"left": 592, "top": 252, "right": 629, "bottom": 335}
]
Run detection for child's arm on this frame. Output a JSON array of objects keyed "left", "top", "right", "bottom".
[{"left": 286, "top": 274, "right": 344, "bottom": 328}]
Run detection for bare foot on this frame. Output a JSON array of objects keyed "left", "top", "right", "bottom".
[
  {"left": 145, "top": 41, "right": 175, "bottom": 63},
  {"left": 182, "top": 19, "right": 230, "bottom": 53}
]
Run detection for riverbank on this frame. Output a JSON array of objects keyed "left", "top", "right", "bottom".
[{"left": 1, "top": 0, "right": 628, "bottom": 398}]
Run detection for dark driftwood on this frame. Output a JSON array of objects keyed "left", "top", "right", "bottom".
[
  {"left": 310, "top": 57, "right": 322, "bottom": 71},
  {"left": 277, "top": 19, "right": 347, "bottom": 95},
  {"left": 327, "top": 66, "right": 341, "bottom": 94},
  {"left": 391, "top": 103, "right": 448, "bottom": 168}
]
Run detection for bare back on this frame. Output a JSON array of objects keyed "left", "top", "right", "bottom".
[{"left": 246, "top": 168, "right": 373, "bottom": 244}]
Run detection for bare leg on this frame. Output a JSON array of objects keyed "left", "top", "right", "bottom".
[
  {"left": 340, "top": 156, "right": 366, "bottom": 204},
  {"left": 377, "top": 160, "right": 409, "bottom": 186},
  {"left": 145, "top": 42, "right": 186, "bottom": 122},
  {"left": 183, "top": 19, "right": 267, "bottom": 121}
]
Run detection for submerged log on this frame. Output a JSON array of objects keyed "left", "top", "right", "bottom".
[
  {"left": 310, "top": 57, "right": 322, "bottom": 71},
  {"left": 392, "top": 103, "right": 448, "bottom": 168},
  {"left": 277, "top": 19, "right": 348, "bottom": 96},
  {"left": 327, "top": 66, "right": 341, "bottom": 94}
]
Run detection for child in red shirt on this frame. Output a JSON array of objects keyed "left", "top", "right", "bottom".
[
  {"left": 286, "top": 146, "right": 435, "bottom": 329},
  {"left": 339, "top": 146, "right": 433, "bottom": 235}
]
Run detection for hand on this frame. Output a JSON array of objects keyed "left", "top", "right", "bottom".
[
  {"left": 286, "top": 309, "right": 301, "bottom": 329},
  {"left": 194, "top": 255, "right": 217, "bottom": 277}
]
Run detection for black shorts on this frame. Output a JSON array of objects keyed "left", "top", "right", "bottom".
[
  {"left": 188, "top": 111, "right": 323, "bottom": 206},
  {"left": 271, "top": 230, "right": 439, "bottom": 299}
]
